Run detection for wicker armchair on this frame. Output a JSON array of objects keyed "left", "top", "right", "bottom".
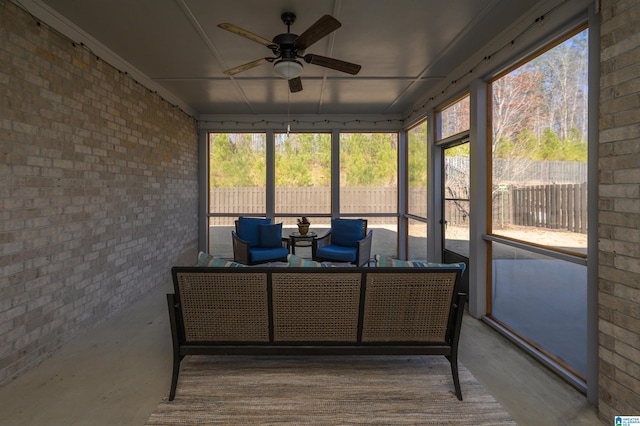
[
  {"left": 232, "top": 217, "right": 289, "bottom": 265},
  {"left": 312, "top": 218, "right": 372, "bottom": 266}
]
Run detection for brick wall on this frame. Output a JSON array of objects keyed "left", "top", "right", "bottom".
[
  {"left": 598, "top": 0, "right": 640, "bottom": 420},
  {"left": 0, "top": 1, "right": 199, "bottom": 383}
]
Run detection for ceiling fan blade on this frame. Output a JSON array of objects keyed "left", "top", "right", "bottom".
[
  {"left": 288, "top": 77, "right": 303, "bottom": 93},
  {"left": 294, "top": 15, "right": 341, "bottom": 50},
  {"left": 218, "top": 23, "right": 274, "bottom": 47},
  {"left": 223, "top": 58, "right": 270, "bottom": 75},
  {"left": 304, "top": 54, "right": 361, "bottom": 75}
]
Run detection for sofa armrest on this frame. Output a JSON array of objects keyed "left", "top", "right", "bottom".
[
  {"left": 355, "top": 230, "right": 373, "bottom": 267},
  {"left": 447, "top": 291, "right": 468, "bottom": 354},
  {"left": 231, "top": 230, "right": 251, "bottom": 265}
]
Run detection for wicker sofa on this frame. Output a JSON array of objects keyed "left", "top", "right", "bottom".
[{"left": 167, "top": 264, "right": 467, "bottom": 401}]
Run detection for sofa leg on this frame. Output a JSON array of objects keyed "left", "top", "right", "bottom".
[
  {"left": 446, "top": 354, "right": 463, "bottom": 401},
  {"left": 168, "top": 354, "right": 184, "bottom": 401}
]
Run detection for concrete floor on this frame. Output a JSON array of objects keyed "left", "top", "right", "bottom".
[{"left": 0, "top": 279, "right": 604, "bottom": 425}]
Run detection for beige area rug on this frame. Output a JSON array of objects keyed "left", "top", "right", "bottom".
[{"left": 146, "top": 355, "right": 515, "bottom": 425}]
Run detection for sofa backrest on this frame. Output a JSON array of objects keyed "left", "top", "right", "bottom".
[
  {"left": 171, "top": 266, "right": 465, "bottom": 345},
  {"left": 173, "top": 270, "right": 270, "bottom": 342},
  {"left": 271, "top": 271, "right": 362, "bottom": 341},
  {"left": 361, "top": 270, "right": 457, "bottom": 342}
]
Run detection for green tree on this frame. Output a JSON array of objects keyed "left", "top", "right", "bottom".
[
  {"left": 210, "top": 133, "right": 265, "bottom": 188},
  {"left": 408, "top": 122, "right": 428, "bottom": 187},
  {"left": 536, "top": 128, "right": 562, "bottom": 160},
  {"left": 275, "top": 133, "right": 331, "bottom": 187},
  {"left": 561, "top": 128, "right": 588, "bottom": 161},
  {"left": 445, "top": 143, "right": 470, "bottom": 158},
  {"left": 341, "top": 133, "right": 397, "bottom": 186}
]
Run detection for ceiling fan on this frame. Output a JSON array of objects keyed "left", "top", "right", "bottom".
[{"left": 218, "top": 12, "right": 362, "bottom": 93}]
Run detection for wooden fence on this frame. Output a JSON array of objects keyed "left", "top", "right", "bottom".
[
  {"left": 210, "top": 184, "right": 587, "bottom": 233},
  {"left": 492, "top": 183, "right": 588, "bottom": 233},
  {"left": 209, "top": 187, "right": 401, "bottom": 225}
]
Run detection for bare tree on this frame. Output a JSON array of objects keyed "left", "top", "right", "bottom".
[{"left": 533, "top": 31, "right": 588, "bottom": 141}]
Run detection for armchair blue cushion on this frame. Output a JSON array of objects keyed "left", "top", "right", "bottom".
[
  {"left": 237, "top": 217, "right": 270, "bottom": 247},
  {"left": 232, "top": 218, "right": 289, "bottom": 265},
  {"left": 258, "top": 223, "right": 283, "bottom": 248},
  {"left": 312, "top": 218, "right": 373, "bottom": 266},
  {"left": 331, "top": 219, "right": 365, "bottom": 247},
  {"left": 247, "top": 246, "right": 289, "bottom": 263},
  {"left": 315, "top": 244, "right": 360, "bottom": 263}
]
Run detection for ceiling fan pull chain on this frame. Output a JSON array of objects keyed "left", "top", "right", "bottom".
[{"left": 287, "top": 89, "right": 291, "bottom": 136}]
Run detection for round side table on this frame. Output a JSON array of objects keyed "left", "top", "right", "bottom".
[{"left": 288, "top": 231, "right": 317, "bottom": 255}]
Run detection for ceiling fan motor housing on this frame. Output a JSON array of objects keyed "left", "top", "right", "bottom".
[{"left": 272, "top": 33, "right": 299, "bottom": 58}]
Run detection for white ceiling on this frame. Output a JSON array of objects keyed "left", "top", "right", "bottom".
[{"left": 27, "top": 0, "right": 547, "bottom": 117}]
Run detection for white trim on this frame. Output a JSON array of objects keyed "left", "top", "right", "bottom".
[
  {"left": 427, "top": 112, "right": 441, "bottom": 263},
  {"left": 468, "top": 79, "right": 488, "bottom": 318},
  {"left": 331, "top": 130, "right": 340, "bottom": 219},
  {"left": 397, "top": 130, "right": 408, "bottom": 260},
  {"left": 198, "top": 114, "right": 404, "bottom": 132},
  {"left": 198, "top": 130, "right": 209, "bottom": 252},
  {"left": 266, "top": 131, "right": 275, "bottom": 219}
]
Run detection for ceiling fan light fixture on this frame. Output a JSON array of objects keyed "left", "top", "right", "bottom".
[{"left": 273, "top": 59, "right": 303, "bottom": 80}]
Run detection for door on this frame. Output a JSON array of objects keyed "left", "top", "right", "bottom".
[{"left": 442, "top": 142, "right": 470, "bottom": 291}]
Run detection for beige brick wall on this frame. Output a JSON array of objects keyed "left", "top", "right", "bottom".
[
  {"left": 598, "top": 0, "right": 640, "bottom": 420},
  {"left": 0, "top": 1, "right": 199, "bottom": 383}
]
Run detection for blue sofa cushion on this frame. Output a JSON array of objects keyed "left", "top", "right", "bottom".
[
  {"left": 374, "top": 255, "right": 466, "bottom": 273},
  {"left": 258, "top": 223, "right": 283, "bottom": 248},
  {"left": 238, "top": 217, "right": 271, "bottom": 247},
  {"left": 330, "top": 219, "right": 364, "bottom": 247},
  {"left": 316, "top": 245, "right": 357, "bottom": 263},
  {"left": 250, "top": 246, "right": 289, "bottom": 263}
]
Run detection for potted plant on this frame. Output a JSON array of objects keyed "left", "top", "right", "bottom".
[{"left": 297, "top": 216, "right": 310, "bottom": 235}]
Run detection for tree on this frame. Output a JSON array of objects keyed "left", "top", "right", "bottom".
[
  {"left": 340, "top": 133, "right": 397, "bottom": 186},
  {"left": 408, "top": 122, "right": 428, "bottom": 187},
  {"left": 533, "top": 30, "right": 588, "bottom": 142},
  {"left": 275, "top": 133, "right": 331, "bottom": 187},
  {"left": 491, "top": 67, "right": 545, "bottom": 156},
  {"left": 491, "top": 29, "right": 588, "bottom": 184},
  {"left": 440, "top": 95, "right": 470, "bottom": 138},
  {"left": 210, "top": 133, "right": 265, "bottom": 188}
]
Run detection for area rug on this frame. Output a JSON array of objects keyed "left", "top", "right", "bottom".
[{"left": 146, "top": 355, "right": 515, "bottom": 425}]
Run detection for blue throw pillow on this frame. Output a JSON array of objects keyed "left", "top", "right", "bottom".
[
  {"left": 259, "top": 223, "right": 283, "bottom": 248},
  {"left": 237, "top": 217, "right": 271, "bottom": 247},
  {"left": 331, "top": 219, "right": 364, "bottom": 247}
]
